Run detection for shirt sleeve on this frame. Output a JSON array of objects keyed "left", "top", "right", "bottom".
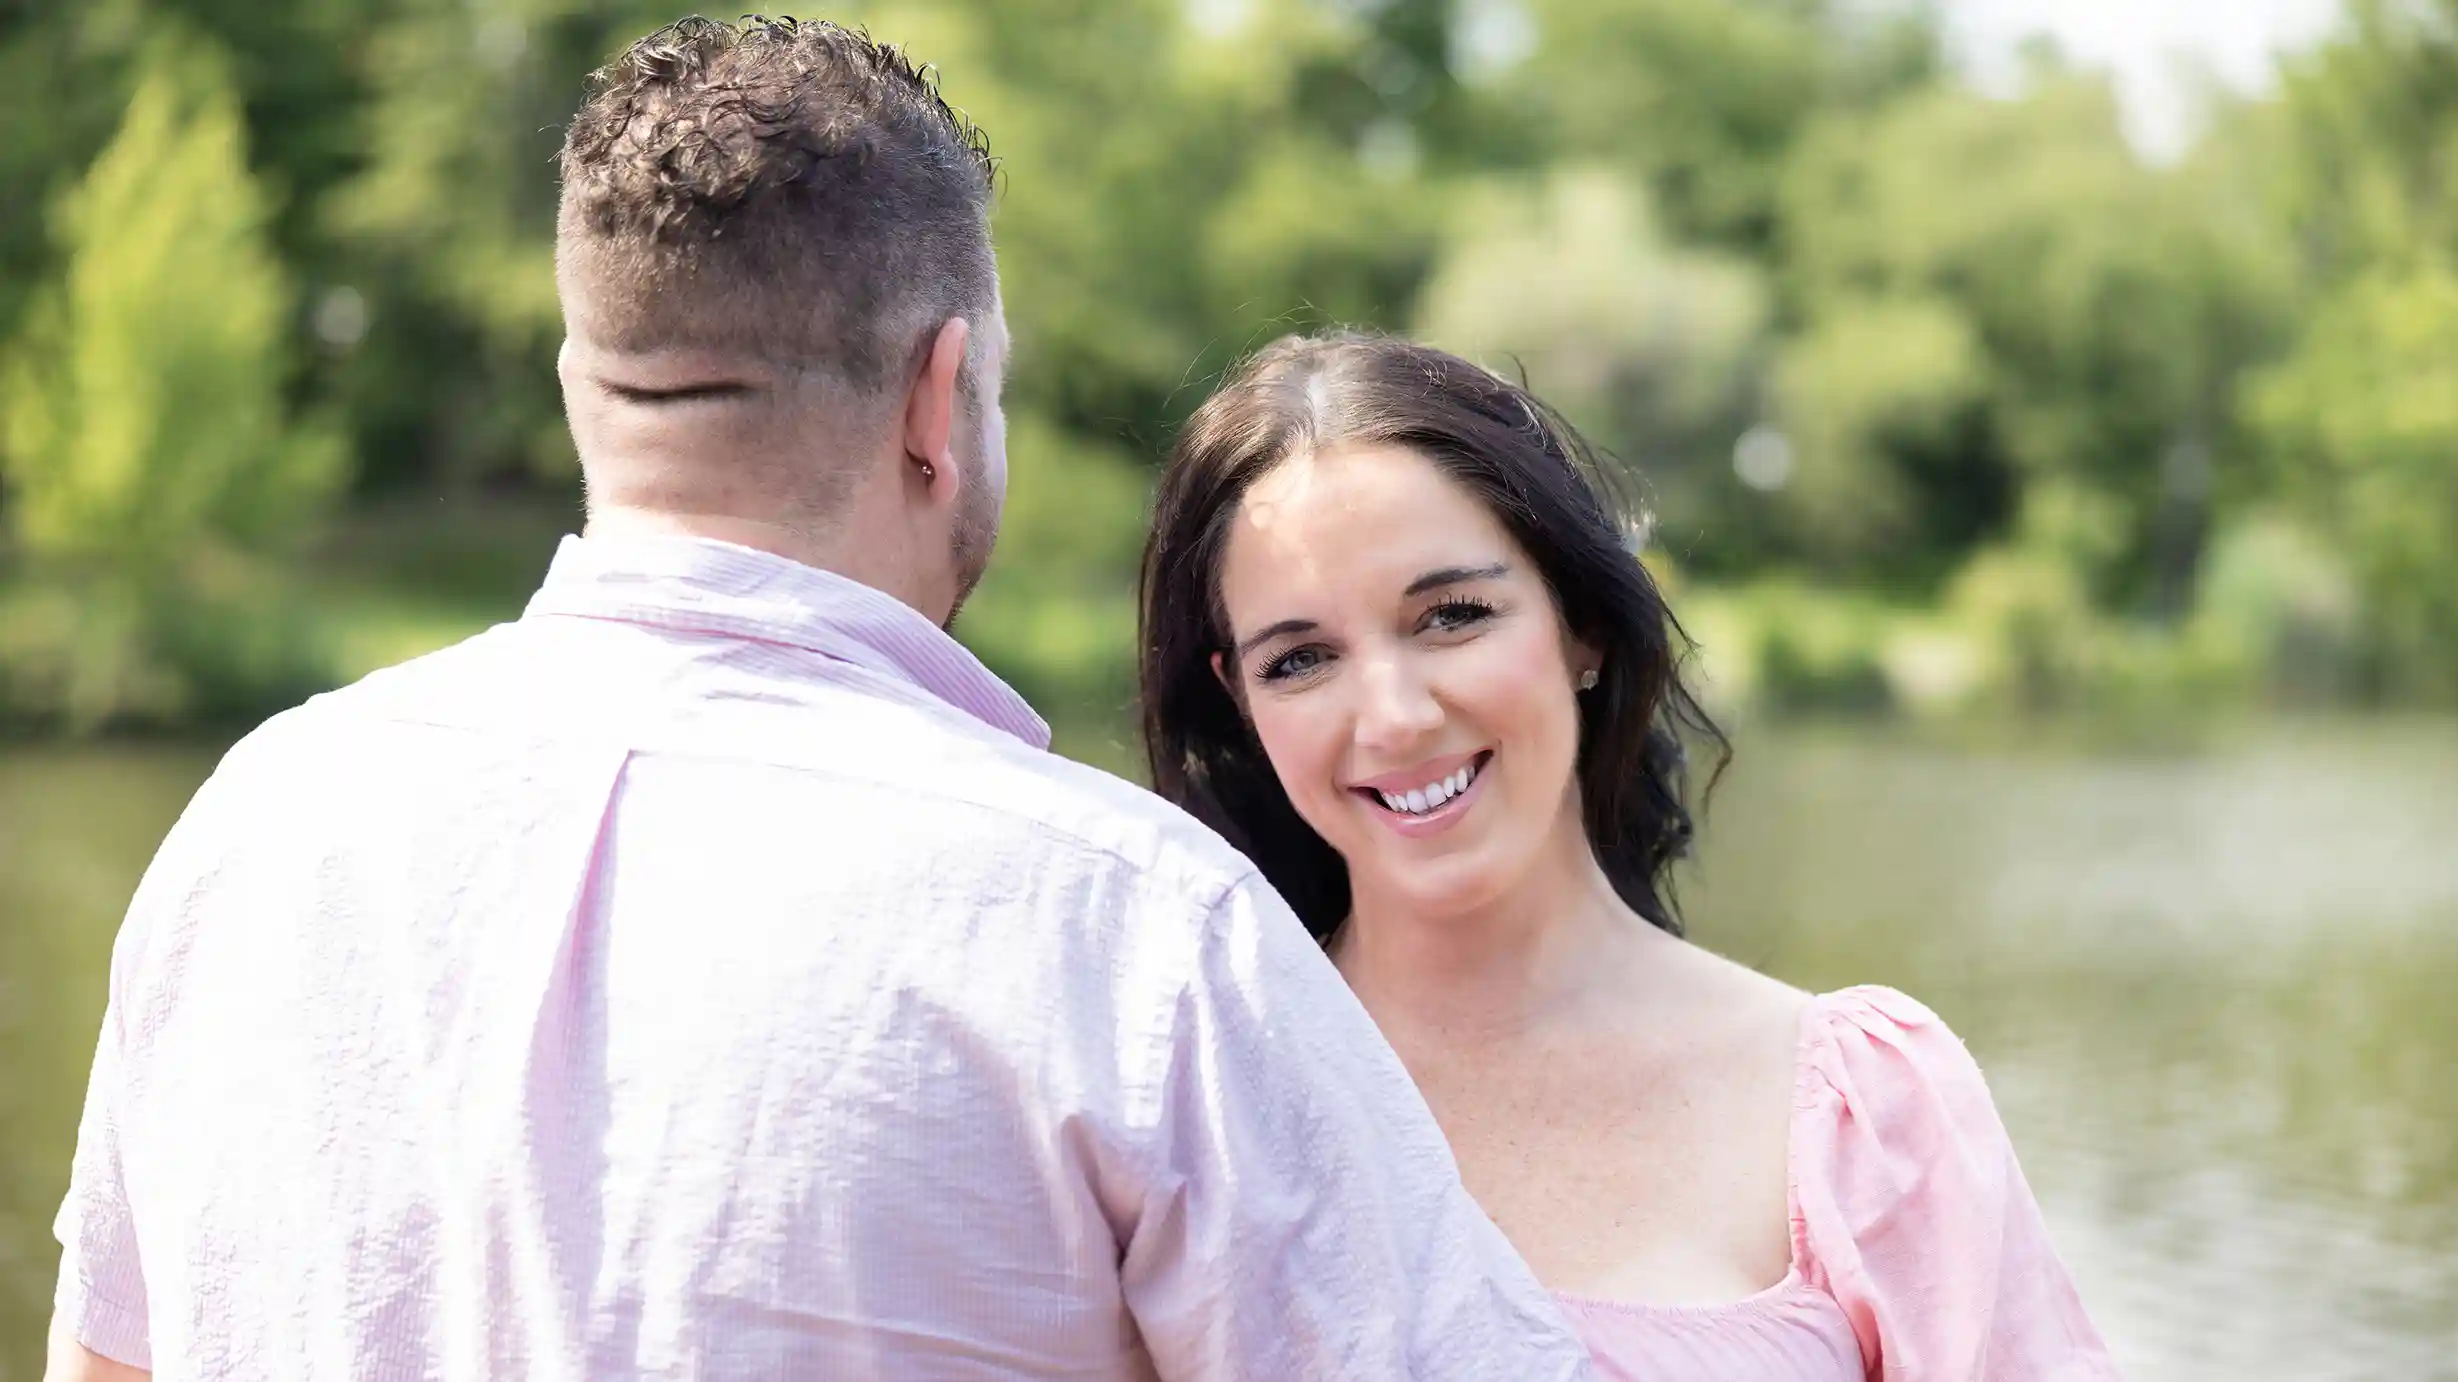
[
  {"left": 1118, "top": 873, "right": 1594, "bottom": 1382},
  {"left": 52, "top": 941, "right": 154, "bottom": 1371},
  {"left": 1792, "top": 986, "right": 2118, "bottom": 1382}
]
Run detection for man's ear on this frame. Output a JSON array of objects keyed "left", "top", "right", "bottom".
[{"left": 902, "top": 316, "right": 971, "bottom": 501}]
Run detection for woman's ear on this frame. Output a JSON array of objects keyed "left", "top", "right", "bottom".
[
  {"left": 1209, "top": 650, "right": 1257, "bottom": 717},
  {"left": 1564, "top": 629, "right": 1604, "bottom": 689}
]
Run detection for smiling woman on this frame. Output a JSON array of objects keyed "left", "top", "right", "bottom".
[
  {"left": 1138, "top": 330, "right": 1724, "bottom": 941},
  {"left": 1134, "top": 331, "right": 2121, "bottom": 1381},
  {"left": 1216, "top": 443, "right": 1643, "bottom": 927}
]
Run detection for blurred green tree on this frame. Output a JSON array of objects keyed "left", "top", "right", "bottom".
[
  {"left": 2245, "top": 0, "right": 2458, "bottom": 695},
  {"left": 0, "top": 28, "right": 344, "bottom": 729},
  {"left": 2249, "top": 267, "right": 2458, "bottom": 696},
  {"left": 1777, "top": 68, "right": 2294, "bottom": 603},
  {"left": 1511, "top": 0, "right": 1941, "bottom": 254},
  {"left": 1414, "top": 166, "right": 1769, "bottom": 557},
  {"left": 0, "top": 0, "right": 2451, "bottom": 723},
  {"left": 0, "top": 4, "right": 138, "bottom": 342}
]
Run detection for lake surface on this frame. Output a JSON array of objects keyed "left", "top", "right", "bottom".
[{"left": 3, "top": 719, "right": 2454, "bottom": 1379}]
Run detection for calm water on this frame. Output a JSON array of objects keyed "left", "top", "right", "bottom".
[{"left": 3, "top": 720, "right": 2454, "bottom": 1379}]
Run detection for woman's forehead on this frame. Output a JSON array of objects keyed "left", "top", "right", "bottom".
[
  {"left": 1241, "top": 445, "right": 1501, "bottom": 535},
  {"left": 1222, "top": 445, "right": 1519, "bottom": 607}
]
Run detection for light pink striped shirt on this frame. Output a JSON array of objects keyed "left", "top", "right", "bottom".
[{"left": 54, "top": 533, "right": 1595, "bottom": 1382}]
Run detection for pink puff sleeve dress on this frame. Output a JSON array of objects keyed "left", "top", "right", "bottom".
[{"left": 1553, "top": 986, "right": 2121, "bottom": 1381}]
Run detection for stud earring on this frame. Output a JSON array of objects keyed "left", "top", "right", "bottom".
[
  {"left": 1577, "top": 668, "right": 1600, "bottom": 691},
  {"left": 919, "top": 461, "right": 936, "bottom": 481}
]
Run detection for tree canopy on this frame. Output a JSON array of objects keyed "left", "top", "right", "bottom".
[{"left": 1, "top": 0, "right": 2451, "bottom": 731}]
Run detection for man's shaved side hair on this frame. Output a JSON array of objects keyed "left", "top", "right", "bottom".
[{"left": 557, "top": 15, "right": 997, "bottom": 406}]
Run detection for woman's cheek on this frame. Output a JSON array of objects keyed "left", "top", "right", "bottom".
[
  {"left": 1453, "top": 634, "right": 1559, "bottom": 725},
  {"left": 1257, "top": 700, "right": 1345, "bottom": 824}
]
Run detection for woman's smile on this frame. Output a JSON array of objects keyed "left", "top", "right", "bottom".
[{"left": 1349, "top": 748, "right": 1495, "bottom": 838}]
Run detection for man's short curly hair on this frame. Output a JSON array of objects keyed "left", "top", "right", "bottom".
[{"left": 557, "top": 15, "right": 997, "bottom": 392}]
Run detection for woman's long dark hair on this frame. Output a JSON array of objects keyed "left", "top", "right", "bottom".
[{"left": 1137, "top": 330, "right": 1728, "bottom": 944}]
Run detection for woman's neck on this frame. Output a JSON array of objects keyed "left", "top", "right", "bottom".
[{"left": 1333, "top": 814, "right": 1654, "bottom": 1048}]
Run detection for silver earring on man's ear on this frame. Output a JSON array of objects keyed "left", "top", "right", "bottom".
[
  {"left": 1578, "top": 668, "right": 1600, "bottom": 691},
  {"left": 919, "top": 461, "right": 935, "bottom": 481}
]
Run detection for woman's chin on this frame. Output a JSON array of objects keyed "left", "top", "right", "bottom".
[{"left": 1348, "top": 851, "right": 1509, "bottom": 923}]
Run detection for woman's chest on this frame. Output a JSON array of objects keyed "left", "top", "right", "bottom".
[{"left": 1409, "top": 1043, "right": 1797, "bottom": 1304}]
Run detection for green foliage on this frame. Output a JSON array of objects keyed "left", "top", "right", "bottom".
[
  {"left": 1681, "top": 578, "right": 1899, "bottom": 715},
  {"left": 1514, "top": 0, "right": 1939, "bottom": 251},
  {"left": 955, "top": 414, "right": 1152, "bottom": 720},
  {"left": 2248, "top": 266, "right": 2458, "bottom": 693},
  {"left": 318, "top": 0, "right": 642, "bottom": 491},
  {"left": 2269, "top": 0, "right": 2458, "bottom": 275},
  {"left": 2246, "top": 1, "right": 2458, "bottom": 697},
  {"left": 1778, "top": 71, "right": 2293, "bottom": 605},
  {"left": 0, "top": 0, "right": 2452, "bottom": 732},
  {"left": 2188, "top": 513, "right": 2364, "bottom": 704},
  {"left": 1769, "top": 294, "right": 1988, "bottom": 578},
  {"left": 0, "top": 29, "right": 342, "bottom": 729},
  {"left": 1415, "top": 167, "right": 1768, "bottom": 530},
  {"left": 0, "top": 4, "right": 140, "bottom": 340}
]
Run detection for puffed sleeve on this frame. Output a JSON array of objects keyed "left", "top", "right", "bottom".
[{"left": 1791, "top": 987, "right": 2118, "bottom": 1382}]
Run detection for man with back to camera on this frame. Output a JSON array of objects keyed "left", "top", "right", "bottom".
[{"left": 46, "top": 16, "right": 1595, "bottom": 1381}]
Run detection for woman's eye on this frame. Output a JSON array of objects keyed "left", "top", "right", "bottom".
[
  {"left": 1259, "top": 646, "right": 1327, "bottom": 681},
  {"left": 1422, "top": 599, "right": 1496, "bottom": 634}
]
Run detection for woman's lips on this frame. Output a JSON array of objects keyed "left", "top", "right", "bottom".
[{"left": 1354, "top": 750, "right": 1492, "bottom": 839}]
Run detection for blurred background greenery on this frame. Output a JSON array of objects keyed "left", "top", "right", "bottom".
[
  {"left": 1, "top": 0, "right": 2454, "bottom": 1377},
  {"left": 4, "top": 0, "right": 2457, "bottom": 735}
]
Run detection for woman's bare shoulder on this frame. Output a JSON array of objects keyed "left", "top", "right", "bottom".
[
  {"left": 1601, "top": 932, "right": 1817, "bottom": 1110},
  {"left": 1646, "top": 932, "right": 1816, "bottom": 1044}
]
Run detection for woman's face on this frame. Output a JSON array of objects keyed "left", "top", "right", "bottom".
[{"left": 1216, "top": 443, "right": 1595, "bottom": 922}]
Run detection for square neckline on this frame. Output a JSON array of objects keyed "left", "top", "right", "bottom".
[{"left": 1540, "top": 990, "right": 1840, "bottom": 1319}]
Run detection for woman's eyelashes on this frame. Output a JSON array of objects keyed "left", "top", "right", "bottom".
[
  {"left": 1251, "top": 598, "right": 1504, "bottom": 683},
  {"left": 1418, "top": 597, "right": 1498, "bottom": 634},
  {"left": 1257, "top": 644, "right": 1327, "bottom": 683}
]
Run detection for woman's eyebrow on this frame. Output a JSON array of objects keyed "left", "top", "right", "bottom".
[
  {"left": 1231, "top": 565, "right": 1508, "bottom": 658},
  {"left": 1403, "top": 563, "right": 1509, "bottom": 597},
  {"left": 1234, "top": 618, "right": 1318, "bottom": 659}
]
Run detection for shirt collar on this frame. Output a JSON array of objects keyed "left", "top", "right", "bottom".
[{"left": 522, "top": 533, "right": 1051, "bottom": 750}]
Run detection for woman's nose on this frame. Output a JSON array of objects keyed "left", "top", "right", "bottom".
[{"left": 1352, "top": 653, "right": 1443, "bottom": 750}]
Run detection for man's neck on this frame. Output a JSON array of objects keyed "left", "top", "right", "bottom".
[
  {"left": 581, "top": 505, "right": 942, "bottom": 621},
  {"left": 583, "top": 506, "right": 830, "bottom": 568}
]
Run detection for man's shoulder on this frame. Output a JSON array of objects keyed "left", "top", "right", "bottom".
[
  {"left": 204, "top": 624, "right": 523, "bottom": 774},
  {"left": 228, "top": 630, "right": 1266, "bottom": 906},
  {"left": 731, "top": 693, "right": 1263, "bottom": 902},
  {"left": 986, "top": 737, "right": 1256, "bottom": 885}
]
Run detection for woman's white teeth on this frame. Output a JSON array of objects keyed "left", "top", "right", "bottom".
[{"left": 1375, "top": 762, "right": 1478, "bottom": 815}]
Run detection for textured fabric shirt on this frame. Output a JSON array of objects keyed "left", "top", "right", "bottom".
[{"left": 54, "top": 533, "right": 1595, "bottom": 1382}]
